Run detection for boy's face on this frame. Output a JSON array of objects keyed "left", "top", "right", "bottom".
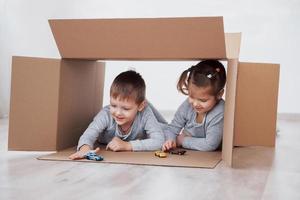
[
  {"left": 109, "top": 96, "right": 144, "bottom": 127},
  {"left": 188, "top": 83, "right": 223, "bottom": 115}
]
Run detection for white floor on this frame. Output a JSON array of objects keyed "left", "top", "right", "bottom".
[{"left": 1, "top": 117, "right": 300, "bottom": 200}]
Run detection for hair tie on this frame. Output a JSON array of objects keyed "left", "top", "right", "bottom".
[
  {"left": 206, "top": 68, "right": 221, "bottom": 79},
  {"left": 206, "top": 74, "right": 213, "bottom": 79}
]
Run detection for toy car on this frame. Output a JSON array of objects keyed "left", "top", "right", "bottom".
[
  {"left": 155, "top": 151, "right": 167, "bottom": 158},
  {"left": 169, "top": 150, "right": 186, "bottom": 155},
  {"left": 85, "top": 152, "right": 104, "bottom": 161}
]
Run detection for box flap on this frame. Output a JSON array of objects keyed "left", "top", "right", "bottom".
[
  {"left": 225, "top": 33, "right": 241, "bottom": 59},
  {"left": 8, "top": 56, "right": 61, "bottom": 150},
  {"left": 234, "top": 62, "right": 280, "bottom": 147},
  {"left": 49, "top": 17, "right": 226, "bottom": 60}
]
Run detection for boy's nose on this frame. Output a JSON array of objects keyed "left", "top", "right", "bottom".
[{"left": 115, "top": 109, "right": 122, "bottom": 116}]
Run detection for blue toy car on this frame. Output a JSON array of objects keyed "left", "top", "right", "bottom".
[{"left": 85, "top": 152, "right": 104, "bottom": 161}]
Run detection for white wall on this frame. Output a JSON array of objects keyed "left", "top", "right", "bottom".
[{"left": 1, "top": 0, "right": 300, "bottom": 118}]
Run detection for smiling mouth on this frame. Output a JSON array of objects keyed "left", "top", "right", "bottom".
[
  {"left": 115, "top": 116, "right": 125, "bottom": 121},
  {"left": 195, "top": 107, "right": 202, "bottom": 110}
]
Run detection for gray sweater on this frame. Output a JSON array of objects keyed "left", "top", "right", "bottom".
[
  {"left": 165, "top": 99, "right": 225, "bottom": 151},
  {"left": 77, "top": 102, "right": 167, "bottom": 151}
]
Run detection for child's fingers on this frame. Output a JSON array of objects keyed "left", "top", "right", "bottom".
[
  {"left": 110, "top": 144, "right": 118, "bottom": 152},
  {"left": 69, "top": 152, "right": 79, "bottom": 160},
  {"left": 69, "top": 152, "right": 83, "bottom": 160},
  {"left": 70, "top": 147, "right": 102, "bottom": 160},
  {"left": 162, "top": 141, "right": 171, "bottom": 151},
  {"left": 162, "top": 144, "right": 167, "bottom": 151},
  {"left": 107, "top": 140, "right": 120, "bottom": 151},
  {"left": 106, "top": 142, "right": 114, "bottom": 151},
  {"left": 172, "top": 141, "right": 177, "bottom": 148},
  {"left": 95, "top": 147, "right": 101, "bottom": 154},
  {"left": 164, "top": 142, "right": 171, "bottom": 151},
  {"left": 72, "top": 155, "right": 82, "bottom": 160}
]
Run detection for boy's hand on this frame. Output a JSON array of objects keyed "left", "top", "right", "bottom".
[
  {"left": 162, "top": 140, "right": 176, "bottom": 151},
  {"left": 69, "top": 145, "right": 100, "bottom": 160},
  {"left": 106, "top": 137, "right": 132, "bottom": 152}
]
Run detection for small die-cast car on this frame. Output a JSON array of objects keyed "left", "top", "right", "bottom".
[
  {"left": 155, "top": 151, "right": 167, "bottom": 158},
  {"left": 85, "top": 152, "right": 104, "bottom": 161},
  {"left": 170, "top": 150, "right": 186, "bottom": 155}
]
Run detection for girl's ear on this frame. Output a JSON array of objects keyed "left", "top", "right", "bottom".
[
  {"left": 138, "top": 100, "right": 147, "bottom": 111},
  {"left": 217, "top": 89, "right": 225, "bottom": 100}
]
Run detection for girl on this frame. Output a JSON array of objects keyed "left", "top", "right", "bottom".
[{"left": 163, "top": 60, "right": 226, "bottom": 151}]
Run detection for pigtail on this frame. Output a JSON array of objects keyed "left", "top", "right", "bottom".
[{"left": 177, "top": 67, "right": 192, "bottom": 95}]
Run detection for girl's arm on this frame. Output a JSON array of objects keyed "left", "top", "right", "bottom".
[
  {"left": 165, "top": 100, "right": 189, "bottom": 141},
  {"left": 181, "top": 113, "right": 224, "bottom": 151}
]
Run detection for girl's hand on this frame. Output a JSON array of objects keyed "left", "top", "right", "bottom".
[
  {"left": 162, "top": 140, "right": 176, "bottom": 151},
  {"left": 106, "top": 137, "right": 132, "bottom": 152},
  {"left": 69, "top": 145, "right": 100, "bottom": 160}
]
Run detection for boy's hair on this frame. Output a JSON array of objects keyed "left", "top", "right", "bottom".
[
  {"left": 177, "top": 60, "right": 226, "bottom": 96},
  {"left": 110, "top": 70, "right": 146, "bottom": 104}
]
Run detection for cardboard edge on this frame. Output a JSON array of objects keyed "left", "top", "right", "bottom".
[
  {"left": 8, "top": 56, "right": 18, "bottom": 150},
  {"left": 48, "top": 20, "right": 63, "bottom": 59},
  {"left": 55, "top": 59, "right": 63, "bottom": 150},
  {"left": 225, "top": 33, "right": 242, "bottom": 59},
  {"left": 37, "top": 157, "right": 221, "bottom": 169},
  {"left": 222, "top": 59, "right": 239, "bottom": 167},
  {"left": 93, "top": 61, "right": 106, "bottom": 115}
]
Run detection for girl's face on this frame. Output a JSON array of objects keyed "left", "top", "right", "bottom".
[
  {"left": 188, "top": 83, "right": 220, "bottom": 114},
  {"left": 110, "top": 96, "right": 145, "bottom": 127}
]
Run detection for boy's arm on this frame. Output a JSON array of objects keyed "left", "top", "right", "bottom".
[
  {"left": 77, "top": 108, "right": 110, "bottom": 151},
  {"left": 182, "top": 113, "right": 224, "bottom": 151}
]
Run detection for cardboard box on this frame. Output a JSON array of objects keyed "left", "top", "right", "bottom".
[{"left": 8, "top": 17, "right": 280, "bottom": 167}]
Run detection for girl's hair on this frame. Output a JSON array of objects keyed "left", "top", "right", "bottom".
[
  {"left": 177, "top": 60, "right": 226, "bottom": 96},
  {"left": 110, "top": 70, "right": 146, "bottom": 104}
]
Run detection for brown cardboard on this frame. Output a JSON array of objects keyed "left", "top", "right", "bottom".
[
  {"left": 49, "top": 17, "right": 226, "bottom": 60},
  {"left": 38, "top": 147, "right": 221, "bottom": 168},
  {"left": 8, "top": 56, "right": 105, "bottom": 151},
  {"left": 225, "top": 33, "right": 242, "bottom": 59},
  {"left": 222, "top": 33, "right": 242, "bottom": 166},
  {"left": 222, "top": 59, "right": 239, "bottom": 166},
  {"left": 234, "top": 62, "right": 280, "bottom": 147},
  {"left": 8, "top": 17, "right": 280, "bottom": 168}
]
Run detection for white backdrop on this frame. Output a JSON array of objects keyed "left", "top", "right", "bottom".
[{"left": 1, "top": 0, "right": 300, "bottom": 118}]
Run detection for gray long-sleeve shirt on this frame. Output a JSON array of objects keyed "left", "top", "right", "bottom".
[
  {"left": 77, "top": 102, "right": 167, "bottom": 151},
  {"left": 165, "top": 98, "right": 225, "bottom": 151}
]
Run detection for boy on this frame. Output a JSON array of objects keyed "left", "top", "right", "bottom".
[{"left": 69, "top": 70, "right": 166, "bottom": 159}]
